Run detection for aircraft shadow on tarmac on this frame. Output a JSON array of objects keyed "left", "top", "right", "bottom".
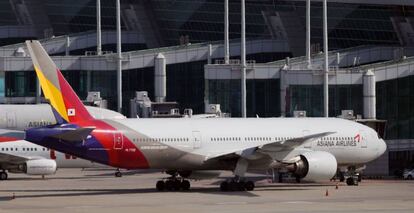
[
  {"left": 0, "top": 183, "right": 331, "bottom": 200},
  {"left": 0, "top": 187, "right": 261, "bottom": 199}
]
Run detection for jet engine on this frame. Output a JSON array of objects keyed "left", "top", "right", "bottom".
[
  {"left": 9, "top": 159, "right": 57, "bottom": 175},
  {"left": 288, "top": 151, "right": 337, "bottom": 182}
]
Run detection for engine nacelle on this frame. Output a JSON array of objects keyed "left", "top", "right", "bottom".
[
  {"left": 178, "top": 170, "right": 221, "bottom": 180},
  {"left": 289, "top": 151, "right": 337, "bottom": 182},
  {"left": 23, "top": 159, "right": 57, "bottom": 175}
]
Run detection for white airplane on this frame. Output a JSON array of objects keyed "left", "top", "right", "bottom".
[
  {"left": 0, "top": 104, "right": 125, "bottom": 180},
  {"left": 24, "top": 40, "right": 387, "bottom": 191}
]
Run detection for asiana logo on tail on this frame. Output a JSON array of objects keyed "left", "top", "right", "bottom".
[{"left": 316, "top": 134, "right": 360, "bottom": 147}]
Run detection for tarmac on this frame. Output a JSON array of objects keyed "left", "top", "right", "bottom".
[{"left": 1, "top": 169, "right": 414, "bottom": 213}]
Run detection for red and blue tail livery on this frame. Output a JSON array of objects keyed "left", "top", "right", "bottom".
[{"left": 25, "top": 41, "right": 149, "bottom": 169}]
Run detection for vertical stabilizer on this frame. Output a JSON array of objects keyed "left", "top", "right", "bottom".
[{"left": 26, "top": 40, "right": 93, "bottom": 123}]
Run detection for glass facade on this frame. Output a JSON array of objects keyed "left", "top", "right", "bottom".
[
  {"left": 0, "top": 1, "right": 409, "bottom": 49},
  {"left": 289, "top": 85, "right": 363, "bottom": 117},
  {"left": 167, "top": 61, "right": 206, "bottom": 114},
  {"left": 44, "top": 0, "right": 125, "bottom": 35},
  {"left": 5, "top": 71, "right": 37, "bottom": 97},
  {"left": 377, "top": 75, "right": 414, "bottom": 140},
  {"left": 208, "top": 79, "right": 280, "bottom": 117}
]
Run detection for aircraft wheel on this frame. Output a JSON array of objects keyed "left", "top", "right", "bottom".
[
  {"left": 115, "top": 171, "right": 122, "bottom": 178},
  {"left": 346, "top": 177, "right": 355, "bottom": 186},
  {"left": 220, "top": 181, "right": 228, "bottom": 191},
  {"left": 244, "top": 181, "right": 255, "bottom": 191},
  {"left": 173, "top": 180, "right": 181, "bottom": 191},
  {"left": 156, "top": 180, "right": 165, "bottom": 191},
  {"left": 165, "top": 180, "right": 174, "bottom": 191},
  {"left": 181, "top": 180, "right": 190, "bottom": 191},
  {"left": 0, "top": 172, "right": 8, "bottom": 180}
]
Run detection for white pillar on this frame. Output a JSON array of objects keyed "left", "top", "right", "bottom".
[
  {"left": 116, "top": 0, "right": 122, "bottom": 113},
  {"left": 306, "top": 0, "right": 311, "bottom": 69},
  {"left": 280, "top": 69, "right": 287, "bottom": 117},
  {"left": 65, "top": 36, "right": 70, "bottom": 56},
  {"left": 323, "top": 0, "right": 329, "bottom": 117},
  {"left": 207, "top": 44, "right": 212, "bottom": 64},
  {"left": 363, "top": 70, "right": 376, "bottom": 119},
  {"left": 154, "top": 53, "right": 166, "bottom": 103},
  {"left": 241, "top": 0, "right": 247, "bottom": 118},
  {"left": 224, "top": 0, "right": 230, "bottom": 64},
  {"left": 97, "top": 0, "right": 102, "bottom": 55}
]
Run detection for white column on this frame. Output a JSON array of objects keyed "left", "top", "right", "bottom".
[
  {"left": 306, "top": 0, "right": 311, "bottom": 69},
  {"left": 65, "top": 36, "right": 70, "bottom": 56},
  {"left": 323, "top": 0, "right": 329, "bottom": 117},
  {"left": 97, "top": 0, "right": 102, "bottom": 55},
  {"left": 280, "top": 69, "right": 287, "bottom": 117},
  {"left": 154, "top": 53, "right": 166, "bottom": 103},
  {"left": 363, "top": 70, "right": 376, "bottom": 119},
  {"left": 116, "top": 0, "right": 122, "bottom": 113},
  {"left": 241, "top": 0, "right": 247, "bottom": 118},
  {"left": 224, "top": 0, "right": 230, "bottom": 64}
]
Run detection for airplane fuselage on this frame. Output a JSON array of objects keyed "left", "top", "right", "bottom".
[{"left": 27, "top": 117, "right": 386, "bottom": 171}]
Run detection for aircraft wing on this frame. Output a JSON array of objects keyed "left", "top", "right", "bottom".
[
  {"left": 204, "top": 131, "right": 336, "bottom": 161},
  {"left": 259, "top": 131, "right": 336, "bottom": 152},
  {"left": 0, "top": 152, "right": 33, "bottom": 165}
]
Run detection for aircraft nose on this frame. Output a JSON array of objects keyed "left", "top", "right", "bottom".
[{"left": 378, "top": 139, "right": 387, "bottom": 157}]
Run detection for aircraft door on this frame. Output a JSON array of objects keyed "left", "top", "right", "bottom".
[
  {"left": 113, "top": 132, "right": 123, "bottom": 150},
  {"left": 6, "top": 112, "right": 16, "bottom": 128},
  {"left": 192, "top": 131, "right": 202, "bottom": 149}
]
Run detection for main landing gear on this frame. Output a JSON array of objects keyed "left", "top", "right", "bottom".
[
  {"left": 220, "top": 178, "right": 255, "bottom": 191},
  {"left": 0, "top": 170, "right": 8, "bottom": 180},
  {"left": 220, "top": 158, "right": 255, "bottom": 192},
  {"left": 156, "top": 171, "right": 191, "bottom": 191},
  {"left": 156, "top": 178, "right": 191, "bottom": 191}
]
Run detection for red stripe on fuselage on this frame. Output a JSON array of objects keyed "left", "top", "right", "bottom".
[
  {"left": 74, "top": 119, "right": 149, "bottom": 169},
  {"left": 0, "top": 137, "right": 20, "bottom": 142}
]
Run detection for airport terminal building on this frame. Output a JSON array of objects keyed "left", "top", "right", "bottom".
[{"left": 0, "top": 0, "right": 413, "bottom": 175}]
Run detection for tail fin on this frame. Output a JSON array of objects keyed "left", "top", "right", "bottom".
[{"left": 26, "top": 40, "right": 93, "bottom": 123}]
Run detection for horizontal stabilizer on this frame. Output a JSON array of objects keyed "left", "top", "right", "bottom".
[
  {"left": 0, "top": 130, "right": 25, "bottom": 141},
  {"left": 49, "top": 127, "right": 94, "bottom": 142}
]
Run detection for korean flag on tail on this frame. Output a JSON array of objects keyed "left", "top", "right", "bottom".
[{"left": 68, "top": 108, "right": 76, "bottom": 116}]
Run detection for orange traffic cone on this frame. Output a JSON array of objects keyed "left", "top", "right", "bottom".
[{"left": 325, "top": 189, "right": 329, "bottom": 196}]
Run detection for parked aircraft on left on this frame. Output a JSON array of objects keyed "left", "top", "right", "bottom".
[{"left": 0, "top": 104, "right": 125, "bottom": 180}]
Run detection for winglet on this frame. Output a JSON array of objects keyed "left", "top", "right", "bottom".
[{"left": 26, "top": 40, "right": 93, "bottom": 124}]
